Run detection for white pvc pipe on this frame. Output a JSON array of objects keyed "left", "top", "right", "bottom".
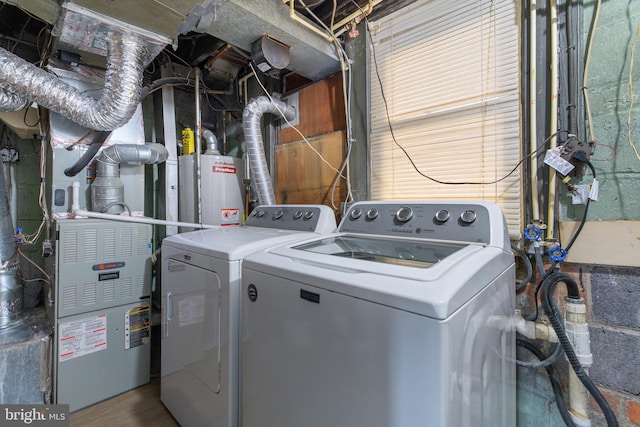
[
  {"left": 566, "top": 299, "right": 593, "bottom": 426},
  {"left": 9, "top": 163, "right": 17, "bottom": 231},
  {"left": 530, "top": 0, "right": 539, "bottom": 222},
  {"left": 71, "top": 182, "right": 216, "bottom": 229},
  {"left": 195, "top": 67, "right": 203, "bottom": 225},
  {"left": 72, "top": 209, "right": 218, "bottom": 229},
  {"left": 569, "top": 370, "right": 592, "bottom": 426},
  {"left": 547, "top": 0, "right": 559, "bottom": 240}
]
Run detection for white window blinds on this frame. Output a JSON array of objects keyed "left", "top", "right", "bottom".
[{"left": 369, "top": 0, "right": 521, "bottom": 238}]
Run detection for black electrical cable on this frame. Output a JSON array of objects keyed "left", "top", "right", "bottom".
[
  {"left": 516, "top": 339, "right": 576, "bottom": 427},
  {"left": 63, "top": 131, "right": 110, "bottom": 177},
  {"left": 517, "top": 339, "right": 564, "bottom": 369},
  {"left": 566, "top": 0, "right": 578, "bottom": 136},
  {"left": 529, "top": 148, "right": 596, "bottom": 321},
  {"left": 540, "top": 272, "right": 619, "bottom": 427},
  {"left": 511, "top": 244, "right": 533, "bottom": 294},
  {"left": 368, "top": 12, "right": 571, "bottom": 186},
  {"left": 139, "top": 77, "right": 196, "bottom": 99},
  {"left": 23, "top": 105, "right": 39, "bottom": 127}
]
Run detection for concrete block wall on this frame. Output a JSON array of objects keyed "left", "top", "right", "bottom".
[
  {"left": 516, "top": 263, "right": 640, "bottom": 426},
  {"left": 583, "top": 265, "right": 640, "bottom": 427}
]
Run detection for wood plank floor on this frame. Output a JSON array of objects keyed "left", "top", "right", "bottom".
[{"left": 69, "top": 379, "right": 179, "bottom": 427}]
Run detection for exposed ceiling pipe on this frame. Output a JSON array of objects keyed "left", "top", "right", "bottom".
[
  {"left": 91, "top": 143, "right": 168, "bottom": 214},
  {"left": 242, "top": 96, "right": 295, "bottom": 205},
  {"left": 0, "top": 32, "right": 149, "bottom": 131}
]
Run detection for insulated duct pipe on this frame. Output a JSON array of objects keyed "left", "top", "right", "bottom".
[
  {"left": 203, "top": 129, "right": 220, "bottom": 155},
  {"left": 91, "top": 143, "right": 168, "bottom": 214},
  {"left": 242, "top": 96, "right": 295, "bottom": 205},
  {"left": 0, "top": 90, "right": 28, "bottom": 112},
  {"left": 0, "top": 33, "right": 149, "bottom": 131},
  {"left": 0, "top": 161, "right": 21, "bottom": 329}
]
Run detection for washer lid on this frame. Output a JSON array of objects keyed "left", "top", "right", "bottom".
[
  {"left": 293, "top": 235, "right": 465, "bottom": 269},
  {"left": 244, "top": 234, "right": 513, "bottom": 319}
]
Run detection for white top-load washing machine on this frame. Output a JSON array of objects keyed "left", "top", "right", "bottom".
[
  {"left": 241, "top": 201, "right": 516, "bottom": 427},
  {"left": 160, "top": 205, "right": 336, "bottom": 427}
]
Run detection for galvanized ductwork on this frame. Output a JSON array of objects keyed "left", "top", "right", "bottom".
[
  {"left": 203, "top": 129, "right": 220, "bottom": 155},
  {"left": 0, "top": 32, "right": 149, "bottom": 131},
  {"left": 242, "top": 96, "right": 295, "bottom": 205},
  {"left": 0, "top": 161, "right": 21, "bottom": 329},
  {"left": 92, "top": 143, "right": 169, "bottom": 214}
]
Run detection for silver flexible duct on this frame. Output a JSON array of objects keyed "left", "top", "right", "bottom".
[
  {"left": 242, "top": 96, "right": 295, "bottom": 205},
  {"left": 0, "top": 90, "right": 28, "bottom": 112},
  {"left": 0, "top": 33, "right": 149, "bottom": 131},
  {"left": 0, "top": 161, "right": 21, "bottom": 329},
  {"left": 91, "top": 143, "right": 169, "bottom": 214},
  {"left": 203, "top": 128, "right": 220, "bottom": 155}
]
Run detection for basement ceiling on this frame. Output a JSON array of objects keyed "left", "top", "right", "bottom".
[{"left": 0, "top": 0, "right": 409, "bottom": 81}]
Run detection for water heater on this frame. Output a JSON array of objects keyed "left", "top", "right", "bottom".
[{"left": 178, "top": 154, "right": 244, "bottom": 230}]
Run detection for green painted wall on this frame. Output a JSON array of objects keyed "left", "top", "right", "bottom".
[{"left": 564, "top": 1, "right": 640, "bottom": 220}]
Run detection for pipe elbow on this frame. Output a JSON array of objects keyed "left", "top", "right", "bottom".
[{"left": 202, "top": 129, "right": 220, "bottom": 154}]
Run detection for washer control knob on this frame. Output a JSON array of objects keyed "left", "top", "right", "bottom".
[
  {"left": 303, "top": 210, "right": 314, "bottom": 220},
  {"left": 366, "top": 208, "right": 379, "bottom": 220},
  {"left": 395, "top": 206, "right": 414, "bottom": 223},
  {"left": 350, "top": 208, "right": 363, "bottom": 220},
  {"left": 256, "top": 210, "right": 266, "bottom": 218},
  {"left": 460, "top": 209, "right": 477, "bottom": 224},
  {"left": 434, "top": 209, "right": 450, "bottom": 222},
  {"left": 273, "top": 208, "right": 284, "bottom": 220},
  {"left": 293, "top": 210, "right": 303, "bottom": 220},
  {"left": 250, "top": 210, "right": 258, "bottom": 217}
]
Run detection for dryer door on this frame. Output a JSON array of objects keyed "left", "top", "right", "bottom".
[{"left": 161, "top": 259, "right": 222, "bottom": 423}]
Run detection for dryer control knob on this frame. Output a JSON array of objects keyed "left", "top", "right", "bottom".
[
  {"left": 350, "top": 208, "right": 363, "bottom": 220},
  {"left": 257, "top": 210, "right": 266, "bottom": 218},
  {"left": 435, "top": 209, "right": 450, "bottom": 222},
  {"left": 366, "top": 208, "right": 379, "bottom": 220},
  {"left": 395, "top": 206, "right": 414, "bottom": 223},
  {"left": 293, "top": 210, "right": 303, "bottom": 220},
  {"left": 273, "top": 208, "right": 284, "bottom": 220},
  {"left": 250, "top": 210, "right": 258, "bottom": 217},
  {"left": 460, "top": 209, "right": 477, "bottom": 224},
  {"left": 304, "top": 210, "right": 314, "bottom": 220}
]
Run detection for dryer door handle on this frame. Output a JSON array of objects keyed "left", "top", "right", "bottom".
[{"left": 166, "top": 292, "right": 173, "bottom": 322}]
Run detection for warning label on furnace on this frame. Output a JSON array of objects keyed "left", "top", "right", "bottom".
[
  {"left": 125, "top": 305, "right": 150, "bottom": 350},
  {"left": 58, "top": 314, "right": 107, "bottom": 362}
]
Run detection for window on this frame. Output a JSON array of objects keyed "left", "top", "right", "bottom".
[{"left": 369, "top": 0, "right": 521, "bottom": 237}]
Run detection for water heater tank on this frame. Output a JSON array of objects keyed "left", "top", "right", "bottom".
[{"left": 178, "top": 154, "right": 244, "bottom": 231}]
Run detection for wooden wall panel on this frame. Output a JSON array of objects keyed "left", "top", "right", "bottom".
[
  {"left": 279, "top": 74, "right": 345, "bottom": 144},
  {"left": 275, "top": 131, "right": 345, "bottom": 211}
]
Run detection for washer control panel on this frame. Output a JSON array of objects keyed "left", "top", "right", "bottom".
[
  {"left": 340, "top": 202, "right": 499, "bottom": 244},
  {"left": 246, "top": 205, "right": 336, "bottom": 233}
]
